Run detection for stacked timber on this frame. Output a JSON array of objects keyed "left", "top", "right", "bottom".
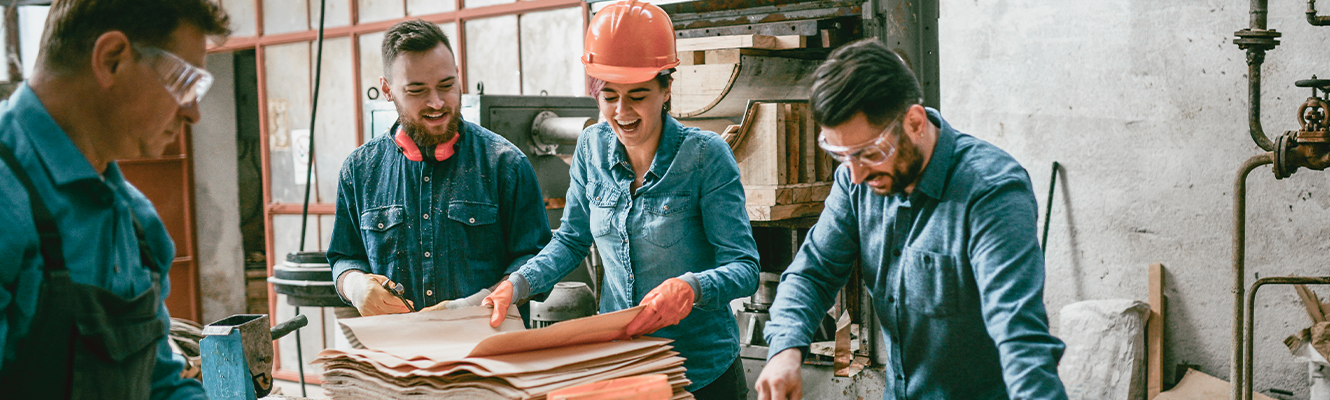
[
  {"left": 669, "top": 34, "right": 833, "bottom": 221},
  {"left": 315, "top": 306, "right": 692, "bottom": 400}
]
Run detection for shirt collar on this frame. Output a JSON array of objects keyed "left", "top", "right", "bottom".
[
  {"left": 12, "top": 83, "right": 102, "bottom": 187},
  {"left": 913, "top": 107, "right": 956, "bottom": 200},
  {"left": 604, "top": 113, "right": 684, "bottom": 179}
]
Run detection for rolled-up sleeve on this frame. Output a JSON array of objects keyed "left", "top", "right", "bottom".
[
  {"left": 328, "top": 157, "right": 369, "bottom": 303},
  {"left": 967, "top": 177, "right": 1067, "bottom": 399},
  {"left": 764, "top": 166, "right": 860, "bottom": 359}
]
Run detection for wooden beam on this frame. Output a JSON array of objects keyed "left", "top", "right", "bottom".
[
  {"left": 676, "top": 34, "right": 808, "bottom": 52},
  {"left": 1295, "top": 284, "right": 1326, "bottom": 323},
  {"left": 1147, "top": 263, "right": 1165, "bottom": 399}
]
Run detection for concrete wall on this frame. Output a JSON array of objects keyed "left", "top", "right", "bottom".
[
  {"left": 193, "top": 52, "right": 247, "bottom": 324},
  {"left": 940, "top": 1, "right": 1330, "bottom": 396}
]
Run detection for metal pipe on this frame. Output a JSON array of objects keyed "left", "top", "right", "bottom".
[
  {"left": 1309, "top": 0, "right": 1330, "bottom": 25},
  {"left": 1252, "top": 0, "right": 1268, "bottom": 29},
  {"left": 1243, "top": 276, "right": 1330, "bottom": 399},
  {"left": 1247, "top": 52, "right": 1276, "bottom": 151},
  {"left": 1231, "top": 152, "right": 1273, "bottom": 400}
]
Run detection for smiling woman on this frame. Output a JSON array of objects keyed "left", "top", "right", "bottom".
[{"left": 488, "top": 1, "right": 762, "bottom": 399}]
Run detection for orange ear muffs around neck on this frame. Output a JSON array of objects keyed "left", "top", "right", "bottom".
[{"left": 394, "top": 126, "right": 459, "bottom": 162}]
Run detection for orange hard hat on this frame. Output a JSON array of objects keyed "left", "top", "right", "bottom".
[{"left": 582, "top": 0, "right": 680, "bottom": 84}]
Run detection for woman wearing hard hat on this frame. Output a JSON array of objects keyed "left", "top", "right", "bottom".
[{"left": 482, "top": 1, "right": 760, "bottom": 398}]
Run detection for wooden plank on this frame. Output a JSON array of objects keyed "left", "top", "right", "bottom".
[
  {"left": 675, "top": 34, "right": 807, "bottom": 52},
  {"left": 775, "top": 35, "right": 807, "bottom": 49},
  {"left": 735, "top": 103, "right": 781, "bottom": 186},
  {"left": 746, "top": 202, "right": 824, "bottom": 221},
  {"left": 783, "top": 103, "right": 799, "bottom": 185},
  {"left": 799, "top": 103, "right": 816, "bottom": 183},
  {"left": 677, "top": 51, "right": 703, "bottom": 66},
  {"left": 703, "top": 49, "right": 741, "bottom": 64},
  {"left": 1295, "top": 284, "right": 1326, "bottom": 323},
  {"left": 1147, "top": 263, "right": 1165, "bottom": 400},
  {"left": 744, "top": 182, "right": 833, "bottom": 206},
  {"left": 671, "top": 63, "right": 738, "bottom": 115}
]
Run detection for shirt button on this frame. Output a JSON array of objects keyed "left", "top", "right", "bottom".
[
  {"left": 886, "top": 295, "right": 895, "bottom": 304},
  {"left": 663, "top": 205, "right": 669, "bottom": 211},
  {"left": 424, "top": 251, "right": 431, "bottom": 258},
  {"left": 423, "top": 176, "right": 430, "bottom": 182},
  {"left": 423, "top": 213, "right": 430, "bottom": 220},
  {"left": 623, "top": 238, "right": 628, "bottom": 243},
  {"left": 469, "top": 217, "right": 476, "bottom": 224},
  {"left": 426, "top": 290, "right": 434, "bottom": 296},
  {"left": 378, "top": 223, "right": 385, "bottom": 229},
  {"left": 892, "top": 249, "right": 902, "bottom": 257}
]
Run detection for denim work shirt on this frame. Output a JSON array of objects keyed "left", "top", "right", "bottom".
[
  {"left": 327, "top": 120, "right": 551, "bottom": 307},
  {"left": 0, "top": 84, "right": 204, "bottom": 399},
  {"left": 764, "top": 109, "right": 1067, "bottom": 400},
  {"left": 515, "top": 116, "right": 760, "bottom": 390}
]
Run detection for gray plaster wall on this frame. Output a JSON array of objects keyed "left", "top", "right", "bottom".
[
  {"left": 939, "top": 1, "right": 1330, "bottom": 396},
  {"left": 193, "top": 52, "right": 246, "bottom": 324}
]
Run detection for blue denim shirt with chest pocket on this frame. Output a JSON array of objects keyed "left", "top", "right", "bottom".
[
  {"left": 764, "top": 108, "right": 1067, "bottom": 400},
  {"left": 327, "top": 120, "right": 551, "bottom": 308},
  {"left": 515, "top": 116, "right": 760, "bottom": 391}
]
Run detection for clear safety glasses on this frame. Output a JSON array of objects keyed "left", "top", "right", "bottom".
[
  {"left": 134, "top": 44, "right": 213, "bottom": 106},
  {"left": 817, "top": 113, "right": 902, "bottom": 167}
]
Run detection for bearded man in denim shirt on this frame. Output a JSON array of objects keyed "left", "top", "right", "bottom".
[
  {"left": 755, "top": 39, "right": 1068, "bottom": 400},
  {"left": 327, "top": 20, "right": 550, "bottom": 316}
]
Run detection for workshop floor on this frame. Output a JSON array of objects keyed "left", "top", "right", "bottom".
[{"left": 269, "top": 379, "right": 330, "bottom": 399}]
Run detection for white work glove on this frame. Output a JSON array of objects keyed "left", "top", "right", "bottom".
[
  {"left": 339, "top": 270, "right": 413, "bottom": 316},
  {"left": 420, "top": 288, "right": 492, "bottom": 312}
]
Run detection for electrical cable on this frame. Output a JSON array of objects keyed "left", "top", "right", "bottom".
[
  {"left": 1041, "top": 161, "right": 1059, "bottom": 255},
  {"left": 292, "top": 0, "right": 328, "bottom": 396}
]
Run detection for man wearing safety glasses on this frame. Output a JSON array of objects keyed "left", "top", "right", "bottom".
[
  {"left": 755, "top": 39, "right": 1069, "bottom": 400},
  {"left": 0, "top": 0, "right": 229, "bottom": 398}
]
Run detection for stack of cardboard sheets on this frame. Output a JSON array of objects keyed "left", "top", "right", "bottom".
[{"left": 314, "top": 306, "right": 693, "bottom": 399}]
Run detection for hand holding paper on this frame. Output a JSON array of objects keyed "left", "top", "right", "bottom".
[
  {"left": 624, "top": 278, "right": 694, "bottom": 337},
  {"left": 343, "top": 271, "right": 414, "bottom": 316},
  {"left": 483, "top": 280, "right": 516, "bottom": 327}
]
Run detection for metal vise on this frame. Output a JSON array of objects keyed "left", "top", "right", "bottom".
[{"left": 201, "top": 314, "right": 308, "bottom": 399}]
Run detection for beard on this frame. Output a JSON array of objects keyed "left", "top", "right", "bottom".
[
  {"left": 865, "top": 129, "right": 925, "bottom": 196},
  {"left": 401, "top": 104, "right": 462, "bottom": 148}
]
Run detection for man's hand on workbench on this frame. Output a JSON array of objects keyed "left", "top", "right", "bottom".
[
  {"left": 624, "top": 278, "right": 694, "bottom": 337},
  {"left": 343, "top": 271, "right": 413, "bottom": 316},
  {"left": 483, "top": 280, "right": 515, "bottom": 327},
  {"left": 755, "top": 348, "right": 804, "bottom": 400}
]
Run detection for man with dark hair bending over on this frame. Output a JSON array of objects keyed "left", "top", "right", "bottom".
[{"left": 755, "top": 39, "right": 1069, "bottom": 400}]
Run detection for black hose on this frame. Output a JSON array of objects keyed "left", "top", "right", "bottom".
[
  {"left": 293, "top": 0, "right": 328, "bottom": 396},
  {"left": 1041, "top": 161, "right": 1058, "bottom": 255}
]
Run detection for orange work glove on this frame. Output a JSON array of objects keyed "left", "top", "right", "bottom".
[
  {"left": 624, "top": 278, "right": 695, "bottom": 337},
  {"left": 482, "top": 280, "right": 515, "bottom": 328}
]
